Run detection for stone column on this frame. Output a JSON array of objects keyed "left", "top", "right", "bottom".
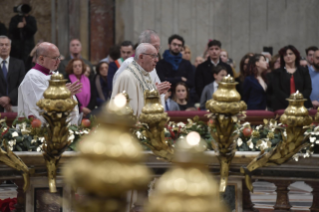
[
  {"left": 268, "top": 180, "right": 293, "bottom": 212},
  {"left": 242, "top": 179, "right": 259, "bottom": 212},
  {"left": 13, "top": 179, "right": 26, "bottom": 212},
  {"left": 306, "top": 181, "right": 319, "bottom": 212}
]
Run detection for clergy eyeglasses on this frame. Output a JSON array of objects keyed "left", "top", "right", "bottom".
[
  {"left": 143, "top": 53, "right": 159, "bottom": 59},
  {"left": 42, "top": 55, "right": 61, "bottom": 61}
]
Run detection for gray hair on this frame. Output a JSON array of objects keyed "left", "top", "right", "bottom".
[
  {"left": 0, "top": 35, "right": 11, "bottom": 44},
  {"left": 138, "top": 29, "right": 158, "bottom": 44},
  {"left": 134, "top": 43, "right": 153, "bottom": 61}
]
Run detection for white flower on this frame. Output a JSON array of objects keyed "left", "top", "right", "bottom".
[
  {"left": 37, "top": 146, "right": 42, "bottom": 152},
  {"left": 31, "top": 139, "right": 37, "bottom": 144},
  {"left": 292, "top": 154, "right": 299, "bottom": 162},
  {"left": 310, "top": 136, "right": 316, "bottom": 143},
  {"left": 255, "top": 125, "right": 263, "bottom": 131},
  {"left": 247, "top": 139, "right": 254, "bottom": 149},
  {"left": 177, "top": 122, "right": 186, "bottom": 128},
  {"left": 12, "top": 132, "right": 19, "bottom": 138},
  {"left": 237, "top": 138, "right": 243, "bottom": 147}
]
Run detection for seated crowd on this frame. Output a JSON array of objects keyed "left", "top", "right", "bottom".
[{"left": 0, "top": 32, "right": 318, "bottom": 119}]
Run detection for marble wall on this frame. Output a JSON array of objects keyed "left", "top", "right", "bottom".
[{"left": 116, "top": 0, "right": 319, "bottom": 72}]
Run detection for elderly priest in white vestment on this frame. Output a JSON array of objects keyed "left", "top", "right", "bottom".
[
  {"left": 111, "top": 43, "right": 160, "bottom": 117},
  {"left": 18, "top": 42, "right": 81, "bottom": 125}
]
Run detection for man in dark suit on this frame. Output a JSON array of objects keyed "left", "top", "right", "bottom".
[
  {"left": 195, "top": 40, "right": 233, "bottom": 97},
  {"left": 58, "top": 38, "right": 94, "bottom": 79},
  {"left": 0, "top": 35, "right": 25, "bottom": 112}
]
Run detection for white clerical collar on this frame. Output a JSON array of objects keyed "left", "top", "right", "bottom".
[
  {"left": 0, "top": 56, "right": 10, "bottom": 64},
  {"left": 211, "top": 59, "right": 220, "bottom": 66}
]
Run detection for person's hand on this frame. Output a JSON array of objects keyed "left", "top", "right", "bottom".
[
  {"left": 155, "top": 81, "right": 171, "bottom": 95},
  {"left": 312, "top": 100, "right": 319, "bottom": 108},
  {"left": 0, "top": 96, "right": 10, "bottom": 107},
  {"left": 17, "top": 22, "right": 25, "bottom": 28},
  {"left": 66, "top": 80, "right": 82, "bottom": 96},
  {"left": 81, "top": 107, "right": 91, "bottom": 117},
  {"left": 181, "top": 77, "right": 187, "bottom": 82},
  {"left": 5, "top": 104, "right": 12, "bottom": 112}
]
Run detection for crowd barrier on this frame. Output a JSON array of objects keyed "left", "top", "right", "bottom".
[{"left": 1, "top": 110, "right": 318, "bottom": 126}]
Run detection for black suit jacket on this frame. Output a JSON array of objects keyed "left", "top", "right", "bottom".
[
  {"left": 0, "top": 57, "right": 25, "bottom": 111},
  {"left": 271, "top": 66, "right": 312, "bottom": 111},
  {"left": 195, "top": 58, "right": 233, "bottom": 96}
]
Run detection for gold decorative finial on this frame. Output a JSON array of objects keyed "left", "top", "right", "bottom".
[
  {"left": 63, "top": 93, "right": 152, "bottom": 212},
  {"left": 139, "top": 89, "right": 173, "bottom": 161},
  {"left": 145, "top": 132, "right": 226, "bottom": 212},
  {"left": 36, "top": 73, "right": 77, "bottom": 193},
  {"left": 241, "top": 92, "right": 312, "bottom": 192},
  {"left": 206, "top": 75, "right": 247, "bottom": 192}
]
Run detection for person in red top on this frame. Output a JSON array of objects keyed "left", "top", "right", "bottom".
[{"left": 269, "top": 45, "right": 312, "bottom": 111}]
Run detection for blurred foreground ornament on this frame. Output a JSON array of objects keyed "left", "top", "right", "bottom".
[
  {"left": 0, "top": 141, "right": 29, "bottom": 191},
  {"left": 206, "top": 75, "right": 247, "bottom": 192},
  {"left": 36, "top": 73, "right": 77, "bottom": 193},
  {"left": 63, "top": 93, "right": 152, "bottom": 212},
  {"left": 139, "top": 90, "right": 174, "bottom": 161},
  {"left": 241, "top": 91, "right": 313, "bottom": 192},
  {"left": 145, "top": 131, "right": 227, "bottom": 212}
]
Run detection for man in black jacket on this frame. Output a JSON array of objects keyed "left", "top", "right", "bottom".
[
  {"left": 0, "top": 36, "right": 25, "bottom": 112},
  {"left": 156, "top": 34, "right": 194, "bottom": 89},
  {"left": 195, "top": 40, "right": 233, "bottom": 97}
]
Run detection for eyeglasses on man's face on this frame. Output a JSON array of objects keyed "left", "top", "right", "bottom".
[
  {"left": 143, "top": 53, "right": 159, "bottom": 59},
  {"left": 42, "top": 55, "right": 61, "bottom": 61}
]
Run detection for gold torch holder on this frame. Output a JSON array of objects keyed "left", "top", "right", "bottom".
[
  {"left": 63, "top": 93, "right": 152, "bottom": 212},
  {"left": 205, "top": 75, "right": 247, "bottom": 192},
  {"left": 36, "top": 73, "right": 77, "bottom": 193},
  {"left": 139, "top": 89, "right": 174, "bottom": 161},
  {"left": 241, "top": 92, "right": 313, "bottom": 192},
  {"left": 145, "top": 131, "right": 227, "bottom": 212}
]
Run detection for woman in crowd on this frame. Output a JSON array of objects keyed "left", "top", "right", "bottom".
[
  {"left": 271, "top": 45, "right": 312, "bottom": 111},
  {"left": 269, "top": 54, "right": 280, "bottom": 72},
  {"left": 194, "top": 56, "right": 204, "bottom": 68},
  {"left": 220, "top": 49, "right": 236, "bottom": 77},
  {"left": 200, "top": 66, "right": 227, "bottom": 110},
  {"left": 173, "top": 82, "right": 195, "bottom": 111},
  {"left": 94, "top": 62, "right": 110, "bottom": 107},
  {"left": 236, "top": 54, "right": 252, "bottom": 97},
  {"left": 182, "top": 45, "right": 192, "bottom": 61},
  {"left": 242, "top": 54, "right": 268, "bottom": 110},
  {"left": 65, "top": 59, "right": 96, "bottom": 117}
]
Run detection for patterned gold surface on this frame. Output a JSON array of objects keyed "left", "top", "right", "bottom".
[
  {"left": 206, "top": 75, "right": 247, "bottom": 192},
  {"left": 145, "top": 132, "right": 227, "bottom": 212},
  {"left": 139, "top": 90, "right": 174, "bottom": 161},
  {"left": 37, "top": 73, "right": 76, "bottom": 193},
  {"left": 63, "top": 93, "right": 152, "bottom": 212},
  {"left": 241, "top": 92, "right": 313, "bottom": 192}
]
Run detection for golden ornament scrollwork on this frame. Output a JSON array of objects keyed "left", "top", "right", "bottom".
[
  {"left": 241, "top": 91, "right": 313, "bottom": 192},
  {"left": 37, "top": 73, "right": 77, "bottom": 193},
  {"left": 206, "top": 75, "right": 247, "bottom": 192},
  {"left": 139, "top": 89, "right": 174, "bottom": 161}
]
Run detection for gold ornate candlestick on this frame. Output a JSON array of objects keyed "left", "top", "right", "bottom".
[
  {"left": 36, "top": 73, "right": 77, "bottom": 193},
  {"left": 145, "top": 131, "right": 226, "bottom": 212},
  {"left": 139, "top": 89, "right": 174, "bottom": 161},
  {"left": 63, "top": 93, "right": 152, "bottom": 212},
  {"left": 206, "top": 75, "right": 247, "bottom": 192},
  {"left": 241, "top": 92, "right": 313, "bottom": 191}
]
